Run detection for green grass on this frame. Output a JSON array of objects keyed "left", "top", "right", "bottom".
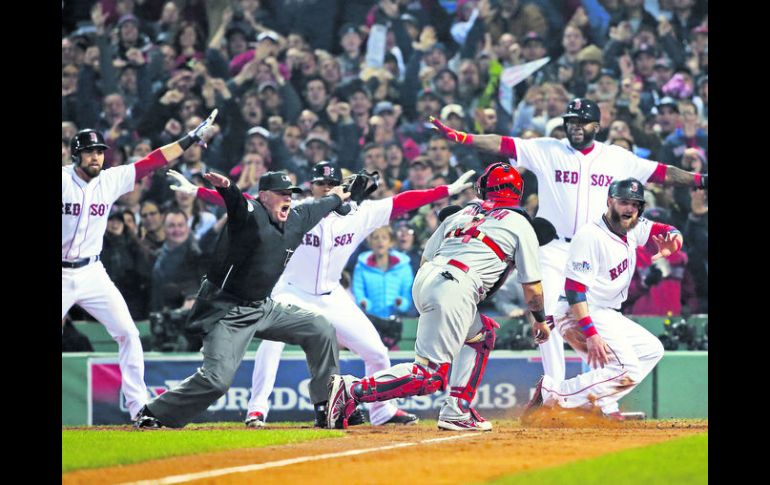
[
  {"left": 62, "top": 422, "right": 344, "bottom": 473},
  {"left": 484, "top": 432, "right": 707, "bottom": 485}
]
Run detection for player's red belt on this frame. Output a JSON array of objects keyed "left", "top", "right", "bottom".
[
  {"left": 445, "top": 228, "right": 508, "bottom": 261},
  {"left": 447, "top": 259, "right": 470, "bottom": 273}
]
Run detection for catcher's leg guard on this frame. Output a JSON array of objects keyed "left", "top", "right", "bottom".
[
  {"left": 448, "top": 313, "right": 498, "bottom": 412},
  {"left": 352, "top": 360, "right": 450, "bottom": 403}
]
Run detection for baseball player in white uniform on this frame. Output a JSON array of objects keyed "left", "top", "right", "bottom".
[
  {"left": 168, "top": 162, "right": 475, "bottom": 427},
  {"left": 62, "top": 111, "right": 216, "bottom": 421},
  {"left": 522, "top": 178, "right": 683, "bottom": 419},
  {"left": 326, "top": 163, "right": 552, "bottom": 431},
  {"left": 430, "top": 98, "right": 708, "bottom": 383}
]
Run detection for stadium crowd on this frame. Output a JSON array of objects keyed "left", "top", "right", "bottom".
[{"left": 62, "top": 0, "right": 708, "bottom": 347}]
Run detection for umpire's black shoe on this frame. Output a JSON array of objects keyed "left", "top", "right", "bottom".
[
  {"left": 384, "top": 409, "right": 419, "bottom": 425},
  {"left": 314, "top": 405, "right": 366, "bottom": 428},
  {"left": 133, "top": 405, "right": 163, "bottom": 429}
]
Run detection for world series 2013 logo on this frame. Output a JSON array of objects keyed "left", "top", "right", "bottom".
[{"left": 572, "top": 261, "right": 591, "bottom": 272}]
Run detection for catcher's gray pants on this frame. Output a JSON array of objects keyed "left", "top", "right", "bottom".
[
  {"left": 146, "top": 298, "right": 339, "bottom": 428},
  {"left": 413, "top": 258, "right": 485, "bottom": 365}
]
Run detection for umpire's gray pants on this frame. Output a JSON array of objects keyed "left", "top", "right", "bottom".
[{"left": 146, "top": 298, "right": 339, "bottom": 428}]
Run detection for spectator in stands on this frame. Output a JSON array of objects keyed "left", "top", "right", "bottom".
[
  {"left": 102, "top": 206, "right": 153, "bottom": 319},
  {"left": 392, "top": 220, "right": 421, "bottom": 276},
  {"left": 337, "top": 23, "right": 364, "bottom": 83},
  {"left": 171, "top": 189, "right": 217, "bottom": 242},
  {"left": 139, "top": 200, "right": 165, "bottom": 259},
  {"left": 482, "top": 0, "right": 548, "bottom": 42},
  {"left": 660, "top": 99, "right": 707, "bottom": 168},
  {"left": 427, "top": 135, "right": 463, "bottom": 184},
  {"left": 352, "top": 226, "right": 414, "bottom": 319},
  {"left": 149, "top": 209, "right": 207, "bottom": 312}
]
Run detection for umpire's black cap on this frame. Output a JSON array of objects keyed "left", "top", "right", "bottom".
[
  {"left": 258, "top": 171, "right": 303, "bottom": 193},
  {"left": 311, "top": 161, "right": 342, "bottom": 184}
]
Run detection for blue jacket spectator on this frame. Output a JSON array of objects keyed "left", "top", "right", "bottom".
[{"left": 352, "top": 227, "right": 414, "bottom": 319}]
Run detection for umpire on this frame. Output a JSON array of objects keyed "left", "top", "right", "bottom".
[{"left": 134, "top": 170, "right": 351, "bottom": 428}]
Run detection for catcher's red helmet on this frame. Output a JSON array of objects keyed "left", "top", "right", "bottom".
[{"left": 476, "top": 162, "right": 523, "bottom": 209}]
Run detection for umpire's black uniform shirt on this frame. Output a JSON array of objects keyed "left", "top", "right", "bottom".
[{"left": 206, "top": 183, "right": 343, "bottom": 302}]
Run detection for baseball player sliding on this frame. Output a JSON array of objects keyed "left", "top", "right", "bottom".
[
  {"left": 430, "top": 98, "right": 708, "bottom": 384},
  {"left": 327, "top": 163, "right": 551, "bottom": 431},
  {"left": 169, "top": 162, "right": 475, "bottom": 427},
  {"left": 523, "top": 178, "right": 681, "bottom": 419},
  {"left": 62, "top": 110, "right": 217, "bottom": 421}
]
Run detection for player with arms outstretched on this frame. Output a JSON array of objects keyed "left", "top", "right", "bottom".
[{"left": 62, "top": 111, "right": 217, "bottom": 421}]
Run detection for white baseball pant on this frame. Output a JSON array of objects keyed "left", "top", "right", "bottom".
[
  {"left": 248, "top": 282, "right": 399, "bottom": 425},
  {"left": 537, "top": 240, "right": 570, "bottom": 381},
  {"left": 540, "top": 303, "right": 664, "bottom": 414},
  {"left": 62, "top": 262, "right": 148, "bottom": 419}
]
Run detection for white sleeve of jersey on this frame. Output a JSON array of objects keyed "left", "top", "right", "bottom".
[
  {"left": 514, "top": 218, "right": 542, "bottom": 284},
  {"left": 357, "top": 198, "right": 394, "bottom": 232},
  {"left": 563, "top": 226, "right": 600, "bottom": 289},
  {"left": 616, "top": 146, "right": 660, "bottom": 183},
  {"left": 510, "top": 137, "right": 556, "bottom": 176},
  {"left": 102, "top": 164, "right": 138, "bottom": 200},
  {"left": 422, "top": 216, "right": 451, "bottom": 262}
]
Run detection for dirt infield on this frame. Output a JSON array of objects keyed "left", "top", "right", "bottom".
[{"left": 63, "top": 411, "right": 708, "bottom": 485}]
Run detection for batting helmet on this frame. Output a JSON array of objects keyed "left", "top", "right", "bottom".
[
  {"left": 608, "top": 177, "right": 646, "bottom": 214},
  {"left": 70, "top": 129, "right": 109, "bottom": 161},
  {"left": 476, "top": 162, "right": 523, "bottom": 209},
  {"left": 561, "top": 98, "right": 601, "bottom": 123},
  {"left": 311, "top": 161, "right": 342, "bottom": 184}
]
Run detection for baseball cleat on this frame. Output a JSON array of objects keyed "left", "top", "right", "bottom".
[
  {"left": 326, "top": 374, "right": 358, "bottom": 429},
  {"left": 603, "top": 411, "right": 626, "bottom": 422},
  {"left": 521, "top": 375, "right": 545, "bottom": 419},
  {"left": 384, "top": 409, "right": 419, "bottom": 425},
  {"left": 437, "top": 408, "right": 492, "bottom": 431},
  {"left": 245, "top": 411, "right": 266, "bottom": 428}
]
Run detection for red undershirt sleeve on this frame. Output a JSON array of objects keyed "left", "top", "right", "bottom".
[
  {"left": 390, "top": 186, "right": 449, "bottom": 220},
  {"left": 133, "top": 149, "right": 168, "bottom": 180}
]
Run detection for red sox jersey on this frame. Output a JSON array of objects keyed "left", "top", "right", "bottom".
[
  {"left": 510, "top": 139, "right": 662, "bottom": 238},
  {"left": 62, "top": 164, "right": 136, "bottom": 261},
  {"left": 279, "top": 198, "right": 393, "bottom": 295},
  {"left": 423, "top": 202, "right": 542, "bottom": 293},
  {"left": 564, "top": 216, "right": 655, "bottom": 309}
]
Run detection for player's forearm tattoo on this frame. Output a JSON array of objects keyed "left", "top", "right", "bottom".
[
  {"left": 665, "top": 166, "right": 697, "bottom": 187},
  {"left": 474, "top": 134, "right": 505, "bottom": 154},
  {"left": 527, "top": 293, "right": 544, "bottom": 313}
]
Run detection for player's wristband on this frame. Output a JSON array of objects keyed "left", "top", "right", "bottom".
[
  {"left": 693, "top": 173, "right": 707, "bottom": 189},
  {"left": 531, "top": 309, "right": 546, "bottom": 322},
  {"left": 578, "top": 316, "right": 598, "bottom": 338},
  {"left": 178, "top": 134, "right": 195, "bottom": 150}
]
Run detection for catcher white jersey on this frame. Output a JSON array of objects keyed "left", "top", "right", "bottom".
[
  {"left": 423, "top": 203, "right": 542, "bottom": 293},
  {"left": 62, "top": 164, "right": 136, "bottom": 260},
  {"left": 564, "top": 216, "right": 654, "bottom": 309},
  {"left": 511, "top": 138, "right": 658, "bottom": 238},
  {"left": 278, "top": 198, "right": 393, "bottom": 295}
]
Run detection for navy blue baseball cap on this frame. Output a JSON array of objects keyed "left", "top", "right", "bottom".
[
  {"left": 259, "top": 171, "right": 303, "bottom": 193},
  {"left": 311, "top": 161, "right": 342, "bottom": 184}
]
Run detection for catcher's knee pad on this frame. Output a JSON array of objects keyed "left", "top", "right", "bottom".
[
  {"left": 353, "top": 359, "right": 449, "bottom": 403},
  {"left": 450, "top": 315, "right": 498, "bottom": 408}
]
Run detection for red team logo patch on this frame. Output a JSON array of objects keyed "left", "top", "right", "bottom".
[
  {"left": 574, "top": 99, "right": 582, "bottom": 110},
  {"left": 89, "top": 132, "right": 99, "bottom": 143}
]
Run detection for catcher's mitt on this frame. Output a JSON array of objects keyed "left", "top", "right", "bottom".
[{"left": 343, "top": 170, "right": 380, "bottom": 204}]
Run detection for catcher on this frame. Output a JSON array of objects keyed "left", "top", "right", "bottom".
[{"left": 523, "top": 178, "right": 682, "bottom": 420}]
